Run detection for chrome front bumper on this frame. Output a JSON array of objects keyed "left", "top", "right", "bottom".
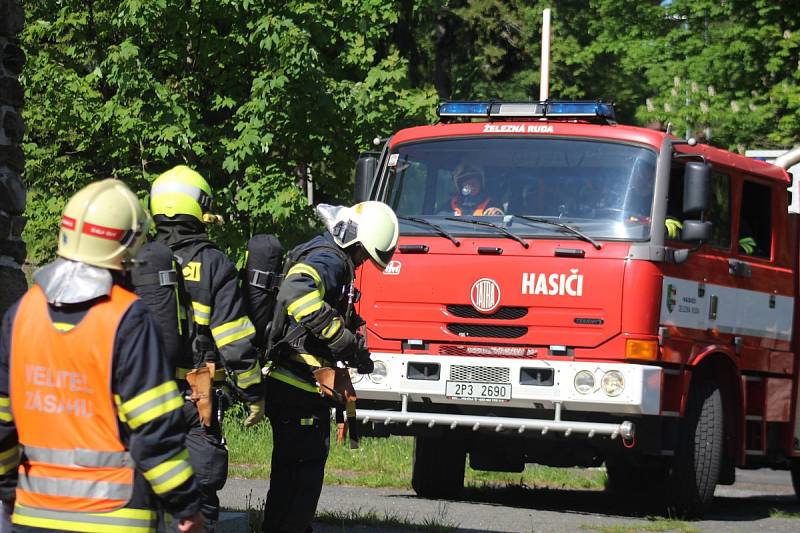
[{"left": 353, "top": 353, "right": 662, "bottom": 438}]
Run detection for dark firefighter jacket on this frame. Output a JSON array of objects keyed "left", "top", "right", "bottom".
[
  {"left": 0, "top": 285, "right": 200, "bottom": 526},
  {"left": 266, "top": 233, "right": 357, "bottom": 393},
  {"left": 154, "top": 221, "right": 263, "bottom": 403}
]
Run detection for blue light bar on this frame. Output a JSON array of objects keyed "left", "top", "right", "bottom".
[
  {"left": 436, "top": 100, "right": 615, "bottom": 121},
  {"left": 495, "top": 102, "right": 545, "bottom": 117},
  {"left": 438, "top": 102, "right": 490, "bottom": 117},
  {"left": 547, "top": 101, "right": 615, "bottom": 119}
]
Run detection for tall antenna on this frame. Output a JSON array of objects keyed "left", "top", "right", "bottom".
[{"left": 539, "top": 8, "right": 551, "bottom": 101}]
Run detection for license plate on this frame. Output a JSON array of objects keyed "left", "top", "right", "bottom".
[{"left": 446, "top": 381, "right": 512, "bottom": 402}]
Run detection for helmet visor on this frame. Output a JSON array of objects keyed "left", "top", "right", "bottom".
[{"left": 373, "top": 246, "right": 396, "bottom": 268}]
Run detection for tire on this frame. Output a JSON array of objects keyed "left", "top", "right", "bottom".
[
  {"left": 0, "top": 0, "right": 24, "bottom": 36},
  {"left": 667, "top": 378, "right": 724, "bottom": 518},
  {"left": 411, "top": 435, "right": 465, "bottom": 499},
  {"left": 791, "top": 459, "right": 800, "bottom": 502}
]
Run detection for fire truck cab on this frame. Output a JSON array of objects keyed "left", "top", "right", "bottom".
[{"left": 351, "top": 101, "right": 800, "bottom": 517}]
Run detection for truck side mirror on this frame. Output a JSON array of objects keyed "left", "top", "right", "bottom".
[
  {"left": 680, "top": 220, "right": 712, "bottom": 242},
  {"left": 354, "top": 156, "right": 377, "bottom": 203},
  {"left": 682, "top": 162, "right": 711, "bottom": 214},
  {"left": 669, "top": 219, "right": 713, "bottom": 264}
]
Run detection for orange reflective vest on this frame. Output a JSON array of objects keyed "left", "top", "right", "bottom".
[
  {"left": 9, "top": 284, "right": 137, "bottom": 514},
  {"left": 451, "top": 197, "right": 491, "bottom": 216}
]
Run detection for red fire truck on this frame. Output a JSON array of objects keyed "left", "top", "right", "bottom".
[{"left": 350, "top": 100, "right": 800, "bottom": 517}]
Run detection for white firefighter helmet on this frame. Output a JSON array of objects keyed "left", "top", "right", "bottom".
[
  {"left": 57, "top": 179, "right": 149, "bottom": 270},
  {"left": 330, "top": 201, "right": 399, "bottom": 268}
]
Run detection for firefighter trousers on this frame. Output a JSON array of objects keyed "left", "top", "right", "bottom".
[
  {"left": 181, "top": 396, "right": 228, "bottom": 533},
  {"left": 262, "top": 375, "right": 330, "bottom": 533}
]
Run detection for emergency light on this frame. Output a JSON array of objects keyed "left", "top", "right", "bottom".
[{"left": 437, "top": 100, "right": 615, "bottom": 121}]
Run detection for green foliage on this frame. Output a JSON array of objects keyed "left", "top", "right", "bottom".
[
  {"left": 224, "top": 402, "right": 606, "bottom": 490},
  {"left": 634, "top": 0, "right": 800, "bottom": 151},
  {"left": 21, "top": 0, "right": 433, "bottom": 263},
  {"left": 19, "top": 1, "right": 800, "bottom": 263}
]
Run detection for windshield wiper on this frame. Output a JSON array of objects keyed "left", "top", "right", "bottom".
[
  {"left": 398, "top": 216, "right": 461, "bottom": 246},
  {"left": 445, "top": 217, "right": 529, "bottom": 248},
  {"left": 513, "top": 215, "right": 602, "bottom": 249}
]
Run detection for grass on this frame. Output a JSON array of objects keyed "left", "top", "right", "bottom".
[
  {"left": 223, "top": 403, "right": 606, "bottom": 491},
  {"left": 580, "top": 518, "right": 699, "bottom": 533},
  {"left": 769, "top": 508, "right": 800, "bottom": 519},
  {"left": 315, "top": 505, "right": 458, "bottom": 532}
]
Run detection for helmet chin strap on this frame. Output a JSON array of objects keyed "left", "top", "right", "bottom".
[{"left": 346, "top": 243, "right": 369, "bottom": 267}]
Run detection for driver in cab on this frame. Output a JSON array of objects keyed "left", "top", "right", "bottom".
[{"left": 449, "top": 163, "right": 504, "bottom": 216}]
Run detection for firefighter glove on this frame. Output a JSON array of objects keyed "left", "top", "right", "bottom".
[
  {"left": 739, "top": 236, "right": 756, "bottom": 255},
  {"left": 354, "top": 335, "right": 373, "bottom": 374},
  {"left": 328, "top": 326, "right": 358, "bottom": 361},
  {"left": 665, "top": 218, "right": 683, "bottom": 239},
  {"left": 244, "top": 400, "right": 265, "bottom": 427},
  {"left": 356, "top": 352, "right": 374, "bottom": 375}
]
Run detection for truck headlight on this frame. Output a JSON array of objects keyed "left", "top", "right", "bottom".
[
  {"left": 348, "top": 367, "right": 363, "bottom": 384},
  {"left": 368, "top": 361, "right": 388, "bottom": 384},
  {"left": 601, "top": 370, "right": 625, "bottom": 397},
  {"left": 574, "top": 370, "right": 595, "bottom": 394}
]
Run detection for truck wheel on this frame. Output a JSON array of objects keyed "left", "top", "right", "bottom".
[
  {"left": 411, "top": 435, "right": 465, "bottom": 499},
  {"left": 668, "top": 377, "right": 724, "bottom": 518}
]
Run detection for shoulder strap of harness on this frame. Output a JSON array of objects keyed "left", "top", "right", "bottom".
[
  {"left": 173, "top": 239, "right": 217, "bottom": 267},
  {"left": 284, "top": 241, "right": 354, "bottom": 285},
  {"left": 267, "top": 240, "right": 355, "bottom": 369}
]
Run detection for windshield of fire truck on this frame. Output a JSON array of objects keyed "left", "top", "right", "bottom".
[{"left": 382, "top": 137, "right": 658, "bottom": 241}]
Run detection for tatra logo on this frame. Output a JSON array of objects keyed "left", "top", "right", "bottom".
[
  {"left": 471, "top": 278, "right": 501, "bottom": 313},
  {"left": 383, "top": 260, "right": 402, "bottom": 275},
  {"left": 521, "top": 269, "right": 584, "bottom": 296}
]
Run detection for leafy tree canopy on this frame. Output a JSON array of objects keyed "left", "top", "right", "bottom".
[{"left": 20, "top": 0, "right": 799, "bottom": 263}]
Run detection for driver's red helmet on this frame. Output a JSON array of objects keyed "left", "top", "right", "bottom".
[{"left": 453, "top": 163, "right": 485, "bottom": 198}]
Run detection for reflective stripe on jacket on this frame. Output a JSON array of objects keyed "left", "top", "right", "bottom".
[
  {"left": 267, "top": 235, "right": 354, "bottom": 392},
  {"left": 451, "top": 196, "right": 490, "bottom": 216},
  {"left": 164, "top": 239, "right": 262, "bottom": 400},
  {"left": 9, "top": 284, "right": 136, "bottom": 517}
]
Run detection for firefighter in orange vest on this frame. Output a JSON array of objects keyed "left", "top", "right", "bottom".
[
  {"left": 0, "top": 180, "right": 202, "bottom": 532},
  {"left": 450, "top": 163, "right": 504, "bottom": 216}
]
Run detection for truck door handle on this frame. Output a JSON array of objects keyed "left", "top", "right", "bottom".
[
  {"left": 708, "top": 295, "right": 718, "bottom": 320},
  {"left": 728, "top": 259, "right": 752, "bottom": 278}
]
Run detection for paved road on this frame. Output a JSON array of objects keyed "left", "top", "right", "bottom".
[{"left": 221, "top": 469, "right": 799, "bottom": 532}]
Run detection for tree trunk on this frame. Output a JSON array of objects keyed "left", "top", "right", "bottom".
[
  {"left": 433, "top": 9, "right": 454, "bottom": 99},
  {"left": 0, "top": 0, "right": 27, "bottom": 316}
]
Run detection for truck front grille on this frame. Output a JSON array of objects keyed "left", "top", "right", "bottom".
[
  {"left": 446, "top": 305, "right": 528, "bottom": 320},
  {"left": 450, "top": 365, "right": 510, "bottom": 383},
  {"left": 439, "top": 345, "right": 537, "bottom": 358},
  {"left": 447, "top": 324, "right": 527, "bottom": 338}
]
